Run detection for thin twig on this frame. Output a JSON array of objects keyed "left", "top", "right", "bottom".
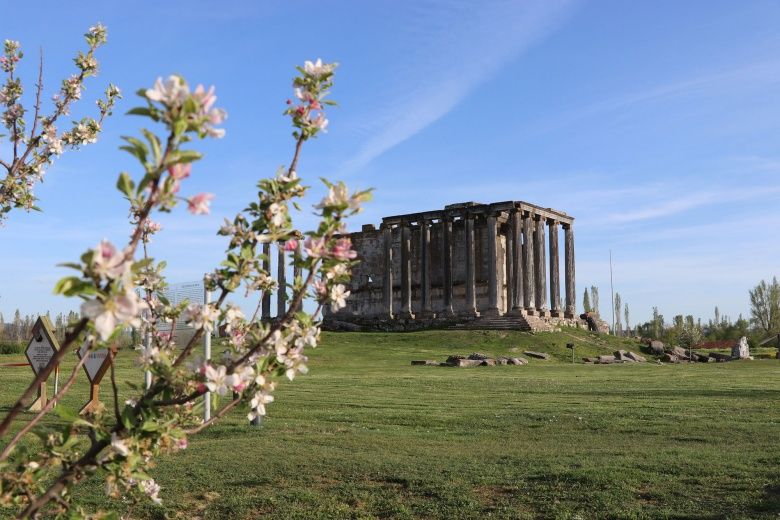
[
  {"left": 28, "top": 49, "right": 44, "bottom": 144},
  {"left": 185, "top": 397, "right": 241, "bottom": 435}
]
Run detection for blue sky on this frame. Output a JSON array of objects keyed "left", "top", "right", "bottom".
[{"left": 1, "top": 0, "right": 779, "bottom": 326}]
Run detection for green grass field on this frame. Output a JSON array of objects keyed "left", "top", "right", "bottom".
[{"left": 0, "top": 328, "right": 778, "bottom": 519}]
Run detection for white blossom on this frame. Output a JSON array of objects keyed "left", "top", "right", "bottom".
[
  {"left": 111, "top": 432, "right": 130, "bottom": 457},
  {"left": 329, "top": 284, "right": 350, "bottom": 311}
]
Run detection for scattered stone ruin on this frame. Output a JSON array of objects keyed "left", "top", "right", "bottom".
[{"left": 323, "top": 201, "right": 588, "bottom": 332}]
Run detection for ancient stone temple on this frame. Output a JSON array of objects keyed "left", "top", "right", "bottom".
[{"left": 323, "top": 201, "right": 586, "bottom": 332}]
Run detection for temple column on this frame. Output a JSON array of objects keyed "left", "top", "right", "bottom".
[
  {"left": 277, "top": 243, "right": 286, "bottom": 317},
  {"left": 534, "top": 215, "right": 549, "bottom": 316},
  {"left": 419, "top": 219, "right": 434, "bottom": 317},
  {"left": 549, "top": 220, "right": 562, "bottom": 317},
  {"left": 464, "top": 214, "right": 479, "bottom": 316},
  {"left": 564, "top": 223, "right": 576, "bottom": 318},
  {"left": 508, "top": 210, "right": 524, "bottom": 315},
  {"left": 441, "top": 216, "right": 454, "bottom": 316},
  {"left": 483, "top": 213, "right": 500, "bottom": 316},
  {"left": 505, "top": 217, "right": 514, "bottom": 315},
  {"left": 522, "top": 212, "right": 535, "bottom": 314},
  {"left": 382, "top": 225, "right": 394, "bottom": 318},
  {"left": 400, "top": 224, "right": 414, "bottom": 319},
  {"left": 261, "top": 242, "right": 271, "bottom": 319}
]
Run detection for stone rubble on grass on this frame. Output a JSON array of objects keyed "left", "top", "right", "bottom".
[
  {"left": 412, "top": 353, "right": 531, "bottom": 368},
  {"left": 524, "top": 351, "right": 550, "bottom": 360},
  {"left": 649, "top": 340, "right": 665, "bottom": 355},
  {"left": 582, "top": 350, "right": 649, "bottom": 364}
]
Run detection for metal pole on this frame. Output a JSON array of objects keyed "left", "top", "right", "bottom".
[
  {"left": 203, "top": 279, "right": 212, "bottom": 422},
  {"left": 609, "top": 250, "right": 615, "bottom": 335},
  {"left": 53, "top": 366, "right": 59, "bottom": 407},
  {"left": 144, "top": 324, "right": 152, "bottom": 390}
]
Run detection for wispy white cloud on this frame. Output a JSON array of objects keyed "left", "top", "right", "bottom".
[
  {"left": 534, "top": 58, "right": 780, "bottom": 134},
  {"left": 605, "top": 185, "right": 780, "bottom": 223},
  {"left": 340, "top": 0, "right": 580, "bottom": 173}
]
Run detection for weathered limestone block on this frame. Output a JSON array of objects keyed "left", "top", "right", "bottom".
[
  {"left": 625, "top": 351, "right": 646, "bottom": 363},
  {"left": 455, "top": 359, "right": 484, "bottom": 367},
  {"left": 597, "top": 355, "right": 616, "bottom": 364},
  {"left": 480, "top": 359, "right": 496, "bottom": 366},
  {"left": 411, "top": 360, "right": 439, "bottom": 366},
  {"left": 524, "top": 351, "right": 550, "bottom": 360},
  {"left": 649, "top": 340, "right": 665, "bottom": 355},
  {"left": 732, "top": 336, "right": 750, "bottom": 359},
  {"left": 661, "top": 353, "right": 679, "bottom": 363}
]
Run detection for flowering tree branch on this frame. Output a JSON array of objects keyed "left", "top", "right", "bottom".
[
  {"left": 1, "top": 59, "right": 372, "bottom": 518},
  {"left": 0, "top": 25, "right": 120, "bottom": 221}
]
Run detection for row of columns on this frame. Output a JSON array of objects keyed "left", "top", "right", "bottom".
[
  {"left": 381, "top": 210, "right": 575, "bottom": 319},
  {"left": 260, "top": 241, "right": 303, "bottom": 320}
]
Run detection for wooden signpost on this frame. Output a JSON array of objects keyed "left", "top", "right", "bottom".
[
  {"left": 77, "top": 342, "right": 117, "bottom": 415},
  {"left": 24, "top": 317, "right": 61, "bottom": 412}
]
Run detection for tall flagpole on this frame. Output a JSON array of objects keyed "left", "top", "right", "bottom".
[{"left": 609, "top": 250, "right": 615, "bottom": 335}]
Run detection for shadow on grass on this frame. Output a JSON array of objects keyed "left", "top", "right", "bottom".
[{"left": 752, "top": 483, "right": 780, "bottom": 515}]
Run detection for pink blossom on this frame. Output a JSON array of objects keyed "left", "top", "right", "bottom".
[
  {"left": 303, "top": 58, "right": 336, "bottom": 78},
  {"left": 144, "top": 219, "right": 162, "bottom": 233},
  {"left": 331, "top": 238, "right": 357, "bottom": 260},
  {"left": 92, "top": 240, "right": 130, "bottom": 281},
  {"left": 81, "top": 290, "right": 146, "bottom": 340},
  {"left": 193, "top": 85, "right": 216, "bottom": 112},
  {"left": 193, "top": 84, "right": 227, "bottom": 137},
  {"left": 187, "top": 193, "right": 214, "bottom": 215},
  {"left": 313, "top": 279, "right": 328, "bottom": 297},
  {"left": 304, "top": 237, "right": 327, "bottom": 258},
  {"left": 283, "top": 239, "right": 298, "bottom": 252},
  {"left": 310, "top": 113, "right": 328, "bottom": 131},
  {"left": 168, "top": 163, "right": 191, "bottom": 180},
  {"left": 146, "top": 75, "right": 188, "bottom": 107}
]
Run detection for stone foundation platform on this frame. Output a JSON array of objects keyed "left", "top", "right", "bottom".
[{"left": 322, "top": 314, "right": 589, "bottom": 333}]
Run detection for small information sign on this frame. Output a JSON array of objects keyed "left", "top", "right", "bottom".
[
  {"left": 77, "top": 341, "right": 116, "bottom": 415},
  {"left": 24, "top": 317, "right": 60, "bottom": 411}
]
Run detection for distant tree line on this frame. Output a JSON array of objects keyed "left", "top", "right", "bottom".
[
  {"left": 629, "top": 277, "right": 779, "bottom": 348},
  {"left": 0, "top": 310, "right": 81, "bottom": 344}
]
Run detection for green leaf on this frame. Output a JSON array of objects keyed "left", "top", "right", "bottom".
[
  {"left": 116, "top": 172, "right": 135, "bottom": 198},
  {"left": 173, "top": 119, "right": 187, "bottom": 137},
  {"left": 53, "top": 276, "right": 83, "bottom": 295},
  {"left": 127, "top": 107, "right": 152, "bottom": 117},
  {"left": 57, "top": 262, "right": 84, "bottom": 271},
  {"left": 142, "top": 128, "right": 162, "bottom": 164},
  {"left": 169, "top": 149, "right": 203, "bottom": 165},
  {"left": 53, "top": 277, "right": 96, "bottom": 297}
]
